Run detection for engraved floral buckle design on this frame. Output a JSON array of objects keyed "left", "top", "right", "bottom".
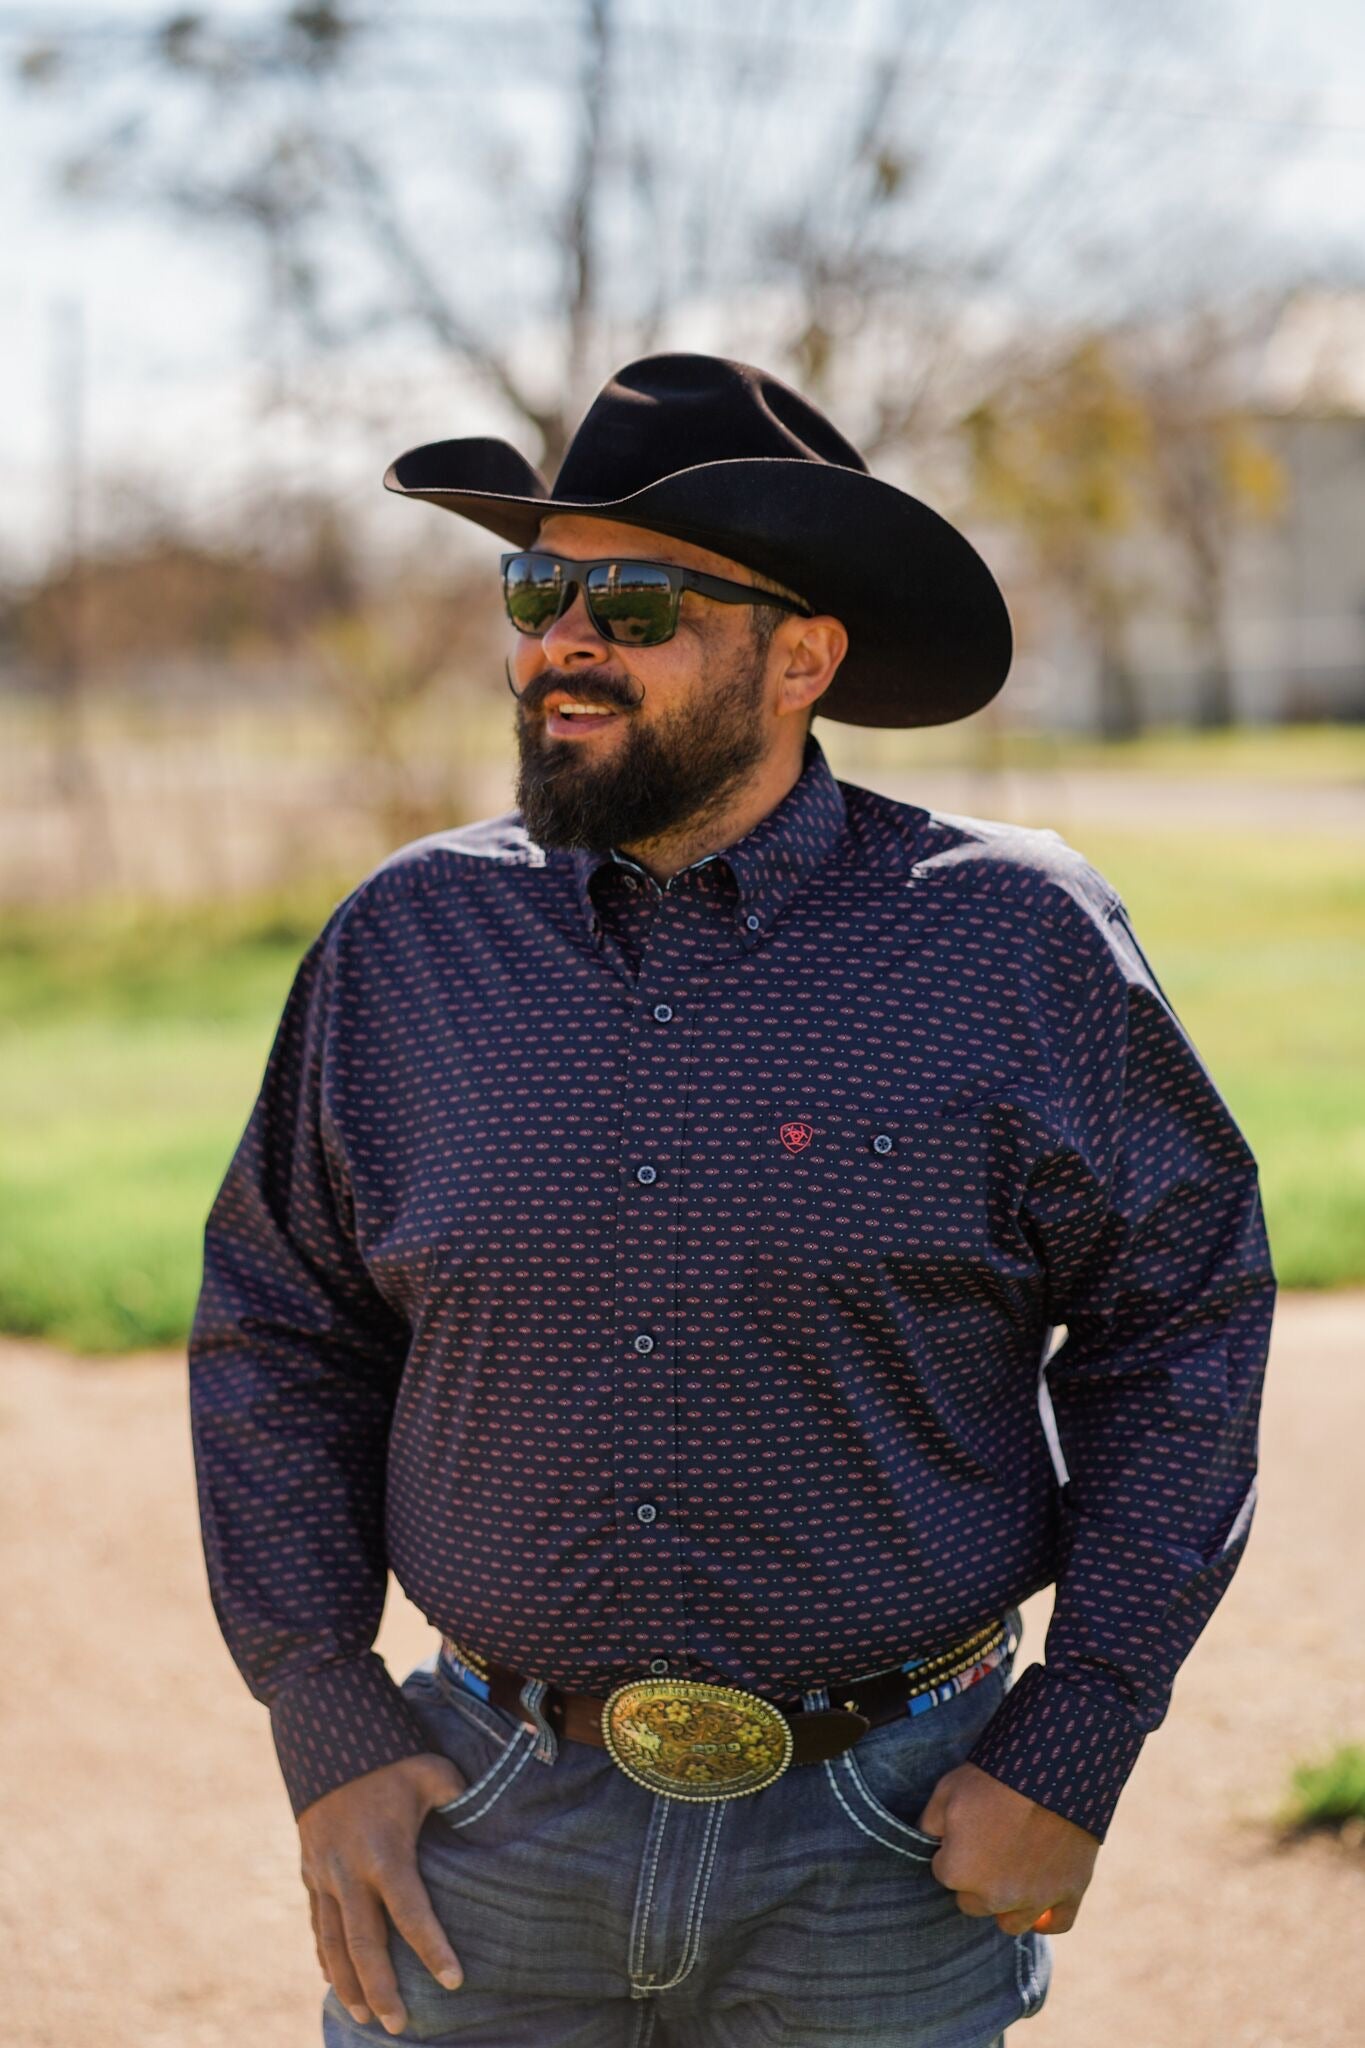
[{"left": 601, "top": 1676, "right": 795, "bottom": 1800}]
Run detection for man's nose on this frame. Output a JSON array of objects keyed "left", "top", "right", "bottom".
[{"left": 540, "top": 583, "right": 609, "bottom": 665}]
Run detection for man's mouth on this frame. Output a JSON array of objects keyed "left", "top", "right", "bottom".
[{"left": 543, "top": 700, "right": 626, "bottom": 739}]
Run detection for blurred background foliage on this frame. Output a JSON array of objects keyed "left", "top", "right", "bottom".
[{"left": 2, "top": 0, "right": 1363, "bottom": 1348}]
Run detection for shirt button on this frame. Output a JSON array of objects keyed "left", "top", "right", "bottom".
[
  {"left": 622, "top": 875, "right": 638, "bottom": 891},
  {"left": 745, "top": 913, "right": 761, "bottom": 931},
  {"left": 636, "top": 1502, "right": 658, "bottom": 1524},
  {"left": 633, "top": 1333, "right": 655, "bottom": 1354},
  {"left": 873, "top": 1133, "right": 894, "bottom": 1154},
  {"left": 649, "top": 1657, "right": 670, "bottom": 1675},
  {"left": 652, "top": 1003, "right": 674, "bottom": 1023},
  {"left": 636, "top": 1164, "right": 657, "bottom": 1185}
]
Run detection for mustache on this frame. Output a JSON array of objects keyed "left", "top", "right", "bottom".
[{"left": 509, "top": 661, "right": 646, "bottom": 715}]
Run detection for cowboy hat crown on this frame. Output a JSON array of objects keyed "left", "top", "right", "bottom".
[{"left": 384, "top": 352, "right": 1012, "bottom": 728}]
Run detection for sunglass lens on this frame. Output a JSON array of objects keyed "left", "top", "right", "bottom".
[
  {"left": 503, "top": 554, "right": 564, "bottom": 634},
  {"left": 585, "top": 563, "right": 677, "bottom": 645}
]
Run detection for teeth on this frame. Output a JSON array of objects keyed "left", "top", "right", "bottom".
[{"left": 556, "top": 702, "right": 616, "bottom": 716}]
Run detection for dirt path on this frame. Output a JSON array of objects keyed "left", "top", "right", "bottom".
[{"left": 2, "top": 1294, "right": 1362, "bottom": 2046}]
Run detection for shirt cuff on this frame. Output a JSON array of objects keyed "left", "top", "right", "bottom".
[
  {"left": 965, "top": 1661, "right": 1147, "bottom": 1842},
  {"left": 269, "top": 1652, "right": 434, "bottom": 1819}
]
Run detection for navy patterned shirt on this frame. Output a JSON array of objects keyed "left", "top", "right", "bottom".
[{"left": 188, "top": 730, "right": 1276, "bottom": 1839}]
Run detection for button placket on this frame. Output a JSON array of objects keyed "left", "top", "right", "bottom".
[{"left": 609, "top": 887, "right": 717, "bottom": 1669}]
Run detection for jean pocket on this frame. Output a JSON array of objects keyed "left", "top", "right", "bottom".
[
  {"left": 400, "top": 1666, "right": 537, "bottom": 1833},
  {"left": 825, "top": 1665, "right": 1009, "bottom": 1862},
  {"left": 828, "top": 1745, "right": 943, "bottom": 1861},
  {"left": 1014, "top": 1924, "right": 1052, "bottom": 2019},
  {"left": 425, "top": 1656, "right": 527, "bottom": 1743}
]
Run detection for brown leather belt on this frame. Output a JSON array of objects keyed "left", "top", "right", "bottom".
[{"left": 439, "top": 1620, "right": 1009, "bottom": 1801}]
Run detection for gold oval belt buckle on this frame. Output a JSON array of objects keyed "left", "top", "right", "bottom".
[{"left": 601, "top": 1677, "right": 795, "bottom": 1801}]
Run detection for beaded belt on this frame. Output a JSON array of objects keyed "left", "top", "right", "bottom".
[{"left": 438, "top": 1619, "right": 1012, "bottom": 1801}]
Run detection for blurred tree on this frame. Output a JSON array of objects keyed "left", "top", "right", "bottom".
[
  {"left": 964, "top": 337, "right": 1154, "bottom": 738},
  {"left": 30, "top": 0, "right": 617, "bottom": 466},
  {"left": 963, "top": 312, "right": 1289, "bottom": 734},
  {"left": 15, "top": 0, "right": 1311, "bottom": 737},
  {"left": 305, "top": 579, "right": 491, "bottom": 847},
  {"left": 19, "top": 2, "right": 1302, "bottom": 458},
  {"left": 1132, "top": 309, "right": 1289, "bottom": 728},
  {"left": 6, "top": 505, "right": 365, "bottom": 666}
]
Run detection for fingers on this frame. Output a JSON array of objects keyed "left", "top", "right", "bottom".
[
  {"left": 381, "top": 1862, "right": 464, "bottom": 1993},
  {"left": 297, "top": 1754, "right": 470, "bottom": 2034},
  {"left": 948, "top": 1888, "right": 995, "bottom": 1918},
  {"left": 335, "top": 1879, "right": 410, "bottom": 2035},
  {"left": 309, "top": 1888, "right": 327, "bottom": 1978},
  {"left": 952, "top": 1887, "right": 1084, "bottom": 1935},
  {"left": 309, "top": 1860, "right": 463, "bottom": 2033},
  {"left": 992, "top": 1897, "right": 1082, "bottom": 1936},
  {"left": 916, "top": 1793, "right": 948, "bottom": 1838},
  {"left": 313, "top": 1886, "right": 374, "bottom": 2028},
  {"left": 992, "top": 1904, "right": 1042, "bottom": 1935}
]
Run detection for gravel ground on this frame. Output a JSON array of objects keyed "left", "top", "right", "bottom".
[{"left": 2, "top": 1292, "right": 1362, "bottom": 2046}]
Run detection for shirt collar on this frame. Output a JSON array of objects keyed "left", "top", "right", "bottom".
[{"left": 560, "top": 729, "right": 849, "bottom": 948}]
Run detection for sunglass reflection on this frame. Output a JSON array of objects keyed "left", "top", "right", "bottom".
[{"left": 501, "top": 551, "right": 811, "bottom": 650}]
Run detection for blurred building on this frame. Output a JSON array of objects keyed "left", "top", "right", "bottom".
[{"left": 1025, "top": 291, "right": 1365, "bottom": 732}]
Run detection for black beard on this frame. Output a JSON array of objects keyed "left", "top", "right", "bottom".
[{"left": 513, "top": 640, "right": 770, "bottom": 854}]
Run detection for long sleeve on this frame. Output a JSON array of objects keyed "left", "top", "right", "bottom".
[
  {"left": 966, "top": 883, "right": 1277, "bottom": 1841},
  {"left": 187, "top": 911, "right": 430, "bottom": 1818}
]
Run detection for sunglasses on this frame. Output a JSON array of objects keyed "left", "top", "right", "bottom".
[{"left": 500, "top": 550, "right": 811, "bottom": 648}]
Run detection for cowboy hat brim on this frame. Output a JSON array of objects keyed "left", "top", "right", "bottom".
[{"left": 383, "top": 439, "right": 1011, "bottom": 729}]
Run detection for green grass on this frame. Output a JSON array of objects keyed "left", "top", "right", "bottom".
[
  {"left": 823, "top": 716, "right": 1365, "bottom": 783},
  {"left": 1280, "top": 1744, "right": 1365, "bottom": 1837},
  {"left": 1, "top": 824, "right": 1362, "bottom": 1351},
  {"left": 1070, "top": 827, "right": 1365, "bottom": 1291},
  {"left": 0, "top": 888, "right": 343, "bottom": 1352}
]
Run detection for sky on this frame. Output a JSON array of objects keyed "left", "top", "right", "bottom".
[{"left": 4, "top": 0, "right": 1365, "bottom": 578}]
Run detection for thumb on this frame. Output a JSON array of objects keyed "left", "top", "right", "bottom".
[
  {"left": 916, "top": 1775, "right": 951, "bottom": 1840},
  {"left": 413, "top": 1750, "right": 467, "bottom": 1807}
]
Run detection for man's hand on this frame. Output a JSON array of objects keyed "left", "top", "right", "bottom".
[
  {"left": 298, "top": 1752, "right": 470, "bottom": 2035},
  {"left": 915, "top": 1762, "right": 1100, "bottom": 1936}
]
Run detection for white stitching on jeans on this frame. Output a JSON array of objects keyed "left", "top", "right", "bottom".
[
  {"left": 648, "top": 1800, "right": 727, "bottom": 1991},
  {"left": 1014, "top": 1929, "right": 1043, "bottom": 2014},
  {"left": 823, "top": 1755, "right": 936, "bottom": 1861},
  {"left": 644, "top": 1804, "right": 713, "bottom": 1991},
  {"left": 434, "top": 1723, "right": 537, "bottom": 1828},
  {"left": 840, "top": 1750, "right": 943, "bottom": 1854},
  {"left": 629, "top": 1797, "right": 671, "bottom": 1986}
]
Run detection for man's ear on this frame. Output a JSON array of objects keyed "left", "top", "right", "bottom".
[{"left": 776, "top": 614, "right": 848, "bottom": 722}]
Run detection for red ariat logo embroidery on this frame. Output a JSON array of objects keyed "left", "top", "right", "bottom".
[{"left": 779, "top": 1121, "right": 814, "bottom": 1154}]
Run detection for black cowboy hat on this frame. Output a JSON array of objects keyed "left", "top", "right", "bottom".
[{"left": 383, "top": 352, "right": 1011, "bottom": 728}]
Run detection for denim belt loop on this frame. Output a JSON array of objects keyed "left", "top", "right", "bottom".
[
  {"left": 518, "top": 1676, "right": 560, "bottom": 1765},
  {"left": 800, "top": 1682, "right": 831, "bottom": 1713}
]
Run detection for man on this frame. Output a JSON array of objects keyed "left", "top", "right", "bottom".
[{"left": 189, "top": 354, "right": 1276, "bottom": 2047}]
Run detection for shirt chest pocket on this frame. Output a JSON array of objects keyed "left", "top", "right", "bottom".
[{"left": 741, "top": 1110, "right": 1005, "bottom": 1281}]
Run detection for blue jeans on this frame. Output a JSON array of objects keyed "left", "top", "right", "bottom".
[{"left": 321, "top": 1609, "right": 1050, "bottom": 2046}]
